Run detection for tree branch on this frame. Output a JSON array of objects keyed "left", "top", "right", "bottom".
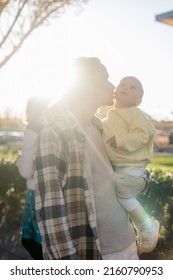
[{"left": 0, "top": 0, "right": 28, "bottom": 48}]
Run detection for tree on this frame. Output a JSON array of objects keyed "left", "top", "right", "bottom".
[
  {"left": 0, "top": 1, "right": 9, "bottom": 13},
  {"left": 0, "top": 0, "right": 88, "bottom": 68},
  {"left": 0, "top": 108, "right": 24, "bottom": 130}
]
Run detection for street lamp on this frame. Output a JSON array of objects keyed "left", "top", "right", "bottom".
[{"left": 156, "top": 10, "right": 173, "bottom": 26}]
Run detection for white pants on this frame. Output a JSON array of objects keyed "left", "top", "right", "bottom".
[
  {"left": 102, "top": 241, "right": 138, "bottom": 260},
  {"left": 113, "top": 167, "right": 149, "bottom": 212}
]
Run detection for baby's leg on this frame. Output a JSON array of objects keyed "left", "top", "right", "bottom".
[{"left": 117, "top": 192, "right": 150, "bottom": 225}]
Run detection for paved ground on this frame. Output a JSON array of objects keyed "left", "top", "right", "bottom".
[{"left": 0, "top": 226, "right": 32, "bottom": 260}]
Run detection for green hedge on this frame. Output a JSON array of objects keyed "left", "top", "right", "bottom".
[{"left": 0, "top": 160, "right": 26, "bottom": 228}]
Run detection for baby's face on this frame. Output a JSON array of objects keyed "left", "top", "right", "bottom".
[{"left": 114, "top": 76, "right": 143, "bottom": 107}]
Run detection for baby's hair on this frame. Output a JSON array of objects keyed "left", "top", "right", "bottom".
[{"left": 121, "top": 76, "right": 144, "bottom": 98}]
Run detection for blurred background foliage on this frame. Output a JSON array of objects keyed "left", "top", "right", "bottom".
[{"left": 0, "top": 158, "right": 25, "bottom": 228}]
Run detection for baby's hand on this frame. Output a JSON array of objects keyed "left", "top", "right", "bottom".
[{"left": 106, "top": 136, "right": 117, "bottom": 148}]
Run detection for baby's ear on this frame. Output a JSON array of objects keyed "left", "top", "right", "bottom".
[{"left": 136, "top": 98, "right": 142, "bottom": 106}]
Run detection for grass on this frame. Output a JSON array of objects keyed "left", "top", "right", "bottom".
[
  {"left": 148, "top": 155, "right": 173, "bottom": 171},
  {"left": 1, "top": 147, "right": 173, "bottom": 171}
]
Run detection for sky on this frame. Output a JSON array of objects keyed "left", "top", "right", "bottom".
[{"left": 1, "top": 0, "right": 173, "bottom": 121}]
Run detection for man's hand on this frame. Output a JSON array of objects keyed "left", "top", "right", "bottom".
[{"left": 106, "top": 136, "right": 117, "bottom": 148}]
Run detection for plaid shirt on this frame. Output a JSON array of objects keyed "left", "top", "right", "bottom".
[{"left": 34, "top": 104, "right": 102, "bottom": 260}]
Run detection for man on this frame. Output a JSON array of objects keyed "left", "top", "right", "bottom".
[{"left": 33, "top": 57, "right": 138, "bottom": 260}]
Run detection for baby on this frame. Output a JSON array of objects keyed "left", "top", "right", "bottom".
[{"left": 100, "top": 76, "right": 159, "bottom": 255}]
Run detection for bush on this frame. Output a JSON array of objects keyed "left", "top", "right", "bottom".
[{"left": 0, "top": 160, "right": 26, "bottom": 228}]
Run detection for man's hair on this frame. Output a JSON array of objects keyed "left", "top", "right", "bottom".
[{"left": 74, "top": 57, "right": 108, "bottom": 81}]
